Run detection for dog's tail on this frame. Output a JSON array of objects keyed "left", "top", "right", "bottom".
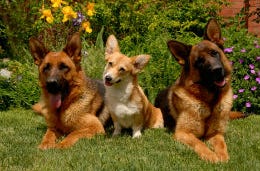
[{"left": 229, "top": 111, "right": 247, "bottom": 120}]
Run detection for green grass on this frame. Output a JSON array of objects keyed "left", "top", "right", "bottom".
[{"left": 0, "top": 109, "right": 260, "bottom": 170}]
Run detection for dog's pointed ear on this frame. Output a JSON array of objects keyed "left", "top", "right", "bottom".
[
  {"left": 132, "top": 55, "right": 150, "bottom": 74},
  {"left": 204, "top": 18, "right": 224, "bottom": 49},
  {"left": 29, "top": 37, "right": 49, "bottom": 66},
  {"left": 63, "top": 32, "right": 82, "bottom": 63},
  {"left": 105, "top": 35, "right": 120, "bottom": 57},
  {"left": 167, "top": 40, "right": 191, "bottom": 65}
]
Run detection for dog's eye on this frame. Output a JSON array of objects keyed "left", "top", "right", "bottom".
[
  {"left": 108, "top": 62, "right": 113, "bottom": 66},
  {"left": 43, "top": 63, "right": 51, "bottom": 72},
  {"left": 119, "top": 67, "right": 125, "bottom": 72},
  {"left": 209, "top": 50, "right": 219, "bottom": 58},
  {"left": 59, "top": 63, "right": 69, "bottom": 71},
  {"left": 194, "top": 57, "right": 205, "bottom": 68}
]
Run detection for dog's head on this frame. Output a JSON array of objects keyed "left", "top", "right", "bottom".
[
  {"left": 103, "top": 35, "right": 150, "bottom": 87},
  {"left": 29, "top": 32, "right": 82, "bottom": 108},
  {"left": 167, "top": 19, "right": 232, "bottom": 89}
]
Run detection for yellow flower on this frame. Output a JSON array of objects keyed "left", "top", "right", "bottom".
[
  {"left": 86, "top": 3, "right": 95, "bottom": 16},
  {"left": 50, "top": 0, "right": 67, "bottom": 8},
  {"left": 40, "top": 9, "right": 54, "bottom": 23},
  {"left": 62, "top": 6, "right": 77, "bottom": 22},
  {"left": 82, "top": 21, "right": 92, "bottom": 33}
]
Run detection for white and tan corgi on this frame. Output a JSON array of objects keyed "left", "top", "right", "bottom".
[{"left": 103, "top": 35, "right": 163, "bottom": 138}]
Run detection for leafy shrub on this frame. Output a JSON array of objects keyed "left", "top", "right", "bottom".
[
  {"left": 0, "top": 60, "right": 40, "bottom": 110},
  {"left": 222, "top": 27, "right": 260, "bottom": 114},
  {"left": 92, "top": 0, "right": 225, "bottom": 49}
]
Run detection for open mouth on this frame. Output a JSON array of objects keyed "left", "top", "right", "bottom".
[
  {"left": 49, "top": 93, "right": 62, "bottom": 110},
  {"left": 105, "top": 79, "right": 121, "bottom": 86},
  {"left": 214, "top": 78, "right": 226, "bottom": 87},
  {"left": 105, "top": 80, "right": 113, "bottom": 86}
]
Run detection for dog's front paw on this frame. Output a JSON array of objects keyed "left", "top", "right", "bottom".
[
  {"left": 38, "top": 142, "right": 56, "bottom": 150},
  {"left": 216, "top": 152, "right": 229, "bottom": 162},
  {"left": 55, "top": 142, "right": 72, "bottom": 149},
  {"left": 199, "top": 151, "right": 219, "bottom": 163},
  {"left": 132, "top": 130, "right": 142, "bottom": 138}
]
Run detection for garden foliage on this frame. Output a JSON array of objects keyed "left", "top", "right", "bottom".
[{"left": 0, "top": 0, "right": 259, "bottom": 114}]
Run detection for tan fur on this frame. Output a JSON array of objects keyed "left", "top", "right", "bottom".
[
  {"left": 103, "top": 35, "right": 163, "bottom": 138},
  {"left": 155, "top": 19, "right": 242, "bottom": 163},
  {"left": 29, "top": 32, "right": 105, "bottom": 149}
]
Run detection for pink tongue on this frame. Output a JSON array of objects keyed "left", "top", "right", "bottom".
[
  {"left": 105, "top": 81, "right": 113, "bottom": 86},
  {"left": 214, "top": 79, "right": 226, "bottom": 87},
  {"left": 49, "top": 94, "right": 61, "bottom": 109}
]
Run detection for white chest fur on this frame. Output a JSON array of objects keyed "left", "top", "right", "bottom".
[{"left": 105, "top": 81, "right": 142, "bottom": 128}]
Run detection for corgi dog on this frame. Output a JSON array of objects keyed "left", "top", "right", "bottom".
[{"left": 103, "top": 35, "right": 164, "bottom": 138}]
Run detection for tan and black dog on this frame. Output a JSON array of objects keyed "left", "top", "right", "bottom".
[
  {"left": 103, "top": 35, "right": 164, "bottom": 138},
  {"left": 155, "top": 19, "right": 244, "bottom": 162},
  {"left": 29, "top": 32, "right": 106, "bottom": 149}
]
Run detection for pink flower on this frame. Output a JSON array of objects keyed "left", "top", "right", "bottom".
[
  {"left": 224, "top": 47, "right": 234, "bottom": 53},
  {"left": 239, "top": 59, "right": 244, "bottom": 64},
  {"left": 255, "top": 44, "right": 260, "bottom": 48},
  {"left": 251, "top": 86, "right": 257, "bottom": 91},
  {"left": 245, "top": 102, "right": 251, "bottom": 108},
  {"left": 256, "top": 77, "right": 260, "bottom": 84},
  {"left": 249, "top": 64, "right": 255, "bottom": 69},
  {"left": 256, "top": 56, "right": 260, "bottom": 61},
  {"left": 244, "top": 75, "right": 250, "bottom": 80},
  {"left": 240, "top": 48, "right": 246, "bottom": 53},
  {"left": 233, "top": 94, "right": 238, "bottom": 99},
  {"left": 229, "top": 61, "right": 234, "bottom": 66},
  {"left": 250, "top": 70, "right": 256, "bottom": 74},
  {"left": 238, "top": 89, "right": 245, "bottom": 93}
]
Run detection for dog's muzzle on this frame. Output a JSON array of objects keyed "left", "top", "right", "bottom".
[
  {"left": 104, "top": 75, "right": 113, "bottom": 86},
  {"left": 104, "top": 75, "right": 121, "bottom": 86},
  {"left": 212, "top": 67, "right": 226, "bottom": 87},
  {"left": 46, "top": 78, "right": 61, "bottom": 94}
]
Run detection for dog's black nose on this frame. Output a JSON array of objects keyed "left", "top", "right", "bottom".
[
  {"left": 105, "top": 75, "right": 112, "bottom": 82},
  {"left": 212, "top": 67, "right": 224, "bottom": 81},
  {"left": 46, "top": 78, "right": 60, "bottom": 94}
]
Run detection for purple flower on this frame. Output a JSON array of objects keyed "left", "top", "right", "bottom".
[
  {"left": 250, "top": 70, "right": 256, "bottom": 74},
  {"left": 256, "top": 56, "right": 260, "bottom": 61},
  {"left": 251, "top": 86, "right": 257, "bottom": 91},
  {"left": 229, "top": 61, "right": 234, "bottom": 66},
  {"left": 256, "top": 77, "right": 260, "bottom": 84},
  {"left": 258, "top": 71, "right": 260, "bottom": 77},
  {"left": 239, "top": 59, "right": 244, "bottom": 64},
  {"left": 238, "top": 89, "right": 245, "bottom": 93},
  {"left": 245, "top": 102, "right": 251, "bottom": 108},
  {"left": 255, "top": 44, "right": 260, "bottom": 48},
  {"left": 249, "top": 64, "right": 255, "bottom": 69},
  {"left": 233, "top": 94, "right": 238, "bottom": 99},
  {"left": 244, "top": 75, "right": 250, "bottom": 80},
  {"left": 224, "top": 47, "right": 234, "bottom": 53},
  {"left": 240, "top": 48, "right": 246, "bottom": 53},
  {"left": 72, "top": 12, "right": 85, "bottom": 26}
]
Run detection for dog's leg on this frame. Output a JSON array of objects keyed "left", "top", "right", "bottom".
[
  {"left": 208, "top": 134, "right": 229, "bottom": 162},
  {"left": 38, "top": 128, "right": 60, "bottom": 149},
  {"left": 56, "top": 115, "right": 105, "bottom": 148},
  {"left": 132, "top": 125, "right": 142, "bottom": 138},
  {"left": 175, "top": 131, "right": 219, "bottom": 163},
  {"left": 98, "top": 106, "right": 110, "bottom": 125},
  {"left": 112, "top": 122, "right": 122, "bottom": 136}
]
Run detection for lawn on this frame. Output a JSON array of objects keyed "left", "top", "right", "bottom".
[{"left": 0, "top": 109, "right": 259, "bottom": 170}]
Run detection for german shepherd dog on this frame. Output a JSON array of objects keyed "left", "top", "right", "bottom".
[
  {"left": 29, "top": 32, "right": 105, "bottom": 149},
  {"left": 103, "top": 35, "right": 164, "bottom": 138},
  {"left": 155, "top": 19, "right": 244, "bottom": 162}
]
